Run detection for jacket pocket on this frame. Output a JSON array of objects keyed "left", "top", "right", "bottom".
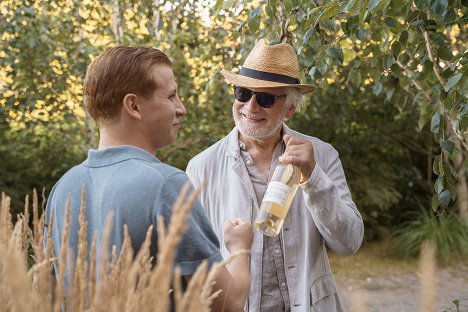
[{"left": 310, "top": 273, "right": 338, "bottom": 310}]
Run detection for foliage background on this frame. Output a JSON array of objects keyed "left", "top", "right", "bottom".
[{"left": 1, "top": 0, "right": 467, "bottom": 254}]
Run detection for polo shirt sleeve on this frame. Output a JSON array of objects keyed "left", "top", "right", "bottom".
[{"left": 155, "top": 172, "right": 223, "bottom": 276}]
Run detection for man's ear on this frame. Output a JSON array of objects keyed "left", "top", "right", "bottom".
[
  {"left": 122, "top": 94, "right": 142, "bottom": 120},
  {"left": 285, "top": 103, "right": 297, "bottom": 119}
]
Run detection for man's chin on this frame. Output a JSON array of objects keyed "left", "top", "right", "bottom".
[{"left": 238, "top": 128, "right": 273, "bottom": 141}]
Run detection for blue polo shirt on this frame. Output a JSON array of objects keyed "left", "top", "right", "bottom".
[{"left": 45, "top": 145, "right": 222, "bottom": 280}]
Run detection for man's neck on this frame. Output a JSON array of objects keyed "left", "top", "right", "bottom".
[
  {"left": 98, "top": 125, "right": 155, "bottom": 155},
  {"left": 239, "top": 129, "right": 283, "bottom": 175},
  {"left": 239, "top": 127, "right": 283, "bottom": 153}
]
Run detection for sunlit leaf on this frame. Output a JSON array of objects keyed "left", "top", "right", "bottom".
[
  {"left": 247, "top": 17, "right": 260, "bottom": 33},
  {"left": 315, "top": 3, "right": 340, "bottom": 26},
  {"left": 284, "top": 0, "right": 293, "bottom": 13},
  {"left": 265, "top": 4, "right": 276, "bottom": 18}
]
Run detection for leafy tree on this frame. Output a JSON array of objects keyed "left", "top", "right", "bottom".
[{"left": 215, "top": 0, "right": 468, "bottom": 218}]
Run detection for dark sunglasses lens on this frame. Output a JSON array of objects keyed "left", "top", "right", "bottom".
[
  {"left": 255, "top": 92, "right": 275, "bottom": 108},
  {"left": 234, "top": 87, "right": 253, "bottom": 102}
]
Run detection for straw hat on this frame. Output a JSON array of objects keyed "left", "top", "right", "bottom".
[{"left": 222, "top": 39, "right": 316, "bottom": 94}]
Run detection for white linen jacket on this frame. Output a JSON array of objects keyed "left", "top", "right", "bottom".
[{"left": 186, "top": 124, "right": 364, "bottom": 312}]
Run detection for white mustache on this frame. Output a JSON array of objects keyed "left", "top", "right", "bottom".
[{"left": 239, "top": 112, "right": 266, "bottom": 120}]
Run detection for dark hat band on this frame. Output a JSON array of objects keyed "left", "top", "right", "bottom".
[{"left": 239, "top": 67, "right": 300, "bottom": 85}]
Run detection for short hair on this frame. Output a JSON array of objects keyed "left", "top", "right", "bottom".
[
  {"left": 83, "top": 46, "right": 172, "bottom": 123},
  {"left": 285, "top": 87, "right": 304, "bottom": 109}
]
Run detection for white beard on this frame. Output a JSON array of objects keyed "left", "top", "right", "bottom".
[{"left": 232, "top": 105, "right": 288, "bottom": 140}]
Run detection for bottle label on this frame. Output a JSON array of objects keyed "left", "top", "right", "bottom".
[{"left": 263, "top": 181, "right": 291, "bottom": 207}]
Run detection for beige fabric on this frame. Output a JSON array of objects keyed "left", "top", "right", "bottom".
[{"left": 187, "top": 124, "right": 364, "bottom": 311}]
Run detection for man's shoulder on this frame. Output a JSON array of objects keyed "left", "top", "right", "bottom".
[
  {"left": 113, "top": 158, "right": 190, "bottom": 191},
  {"left": 55, "top": 156, "right": 187, "bottom": 192},
  {"left": 189, "top": 135, "right": 230, "bottom": 165}
]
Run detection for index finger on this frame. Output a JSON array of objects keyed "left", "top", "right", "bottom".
[{"left": 283, "top": 134, "right": 306, "bottom": 147}]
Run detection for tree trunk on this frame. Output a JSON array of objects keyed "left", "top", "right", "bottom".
[
  {"left": 153, "top": 0, "right": 161, "bottom": 41},
  {"left": 454, "top": 137, "right": 468, "bottom": 219},
  {"left": 112, "top": 0, "right": 123, "bottom": 44}
]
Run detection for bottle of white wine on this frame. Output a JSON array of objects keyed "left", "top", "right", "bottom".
[{"left": 254, "top": 162, "right": 301, "bottom": 237}]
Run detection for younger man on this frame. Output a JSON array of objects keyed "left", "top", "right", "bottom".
[{"left": 45, "top": 46, "right": 252, "bottom": 312}]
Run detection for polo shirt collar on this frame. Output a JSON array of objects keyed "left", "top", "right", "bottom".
[{"left": 83, "top": 145, "right": 160, "bottom": 168}]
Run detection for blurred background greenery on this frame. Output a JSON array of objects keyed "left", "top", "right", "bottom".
[{"left": 1, "top": 0, "right": 467, "bottom": 262}]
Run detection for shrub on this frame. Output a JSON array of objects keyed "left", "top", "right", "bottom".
[{"left": 392, "top": 209, "right": 468, "bottom": 263}]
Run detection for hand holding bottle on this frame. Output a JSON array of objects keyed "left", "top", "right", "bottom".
[
  {"left": 224, "top": 219, "right": 253, "bottom": 253},
  {"left": 279, "top": 134, "right": 316, "bottom": 183}
]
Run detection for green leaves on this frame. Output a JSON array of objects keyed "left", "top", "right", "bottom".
[
  {"left": 303, "top": 26, "right": 316, "bottom": 44},
  {"left": 368, "top": 0, "right": 381, "bottom": 11},
  {"left": 391, "top": 41, "right": 402, "bottom": 57},
  {"left": 440, "top": 139, "right": 455, "bottom": 153},
  {"left": 373, "top": 81, "right": 383, "bottom": 96},
  {"left": 265, "top": 4, "right": 276, "bottom": 18},
  {"left": 248, "top": 17, "right": 260, "bottom": 33},
  {"left": 445, "top": 73, "right": 463, "bottom": 92},
  {"left": 431, "top": 112, "right": 441, "bottom": 133},
  {"left": 314, "top": 3, "right": 340, "bottom": 27},
  {"left": 438, "top": 189, "right": 451, "bottom": 208},
  {"left": 326, "top": 46, "right": 344, "bottom": 64},
  {"left": 384, "top": 16, "right": 398, "bottom": 28},
  {"left": 437, "top": 46, "right": 453, "bottom": 61},
  {"left": 357, "top": 28, "right": 368, "bottom": 41},
  {"left": 283, "top": 0, "right": 293, "bottom": 13},
  {"left": 399, "top": 31, "right": 408, "bottom": 46},
  {"left": 429, "top": 0, "right": 449, "bottom": 16}
]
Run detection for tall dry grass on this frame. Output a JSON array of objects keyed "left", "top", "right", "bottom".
[
  {"left": 0, "top": 188, "right": 462, "bottom": 312},
  {"left": 0, "top": 186, "right": 237, "bottom": 312}
]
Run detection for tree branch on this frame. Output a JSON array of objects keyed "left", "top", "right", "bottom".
[
  {"left": 395, "top": 60, "right": 468, "bottom": 151},
  {"left": 395, "top": 60, "right": 433, "bottom": 101},
  {"left": 422, "top": 30, "right": 446, "bottom": 86}
]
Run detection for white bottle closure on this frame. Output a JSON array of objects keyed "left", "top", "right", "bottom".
[{"left": 263, "top": 181, "right": 291, "bottom": 207}]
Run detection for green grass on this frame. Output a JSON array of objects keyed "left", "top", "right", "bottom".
[{"left": 329, "top": 241, "right": 418, "bottom": 284}]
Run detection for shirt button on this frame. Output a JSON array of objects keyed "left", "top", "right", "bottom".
[
  {"left": 275, "top": 249, "right": 280, "bottom": 254},
  {"left": 246, "top": 160, "right": 251, "bottom": 165},
  {"left": 281, "top": 282, "right": 286, "bottom": 287}
]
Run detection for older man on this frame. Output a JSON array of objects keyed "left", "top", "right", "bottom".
[{"left": 186, "top": 39, "right": 364, "bottom": 311}]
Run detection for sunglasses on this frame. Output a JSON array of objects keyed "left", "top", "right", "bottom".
[{"left": 233, "top": 86, "right": 287, "bottom": 108}]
